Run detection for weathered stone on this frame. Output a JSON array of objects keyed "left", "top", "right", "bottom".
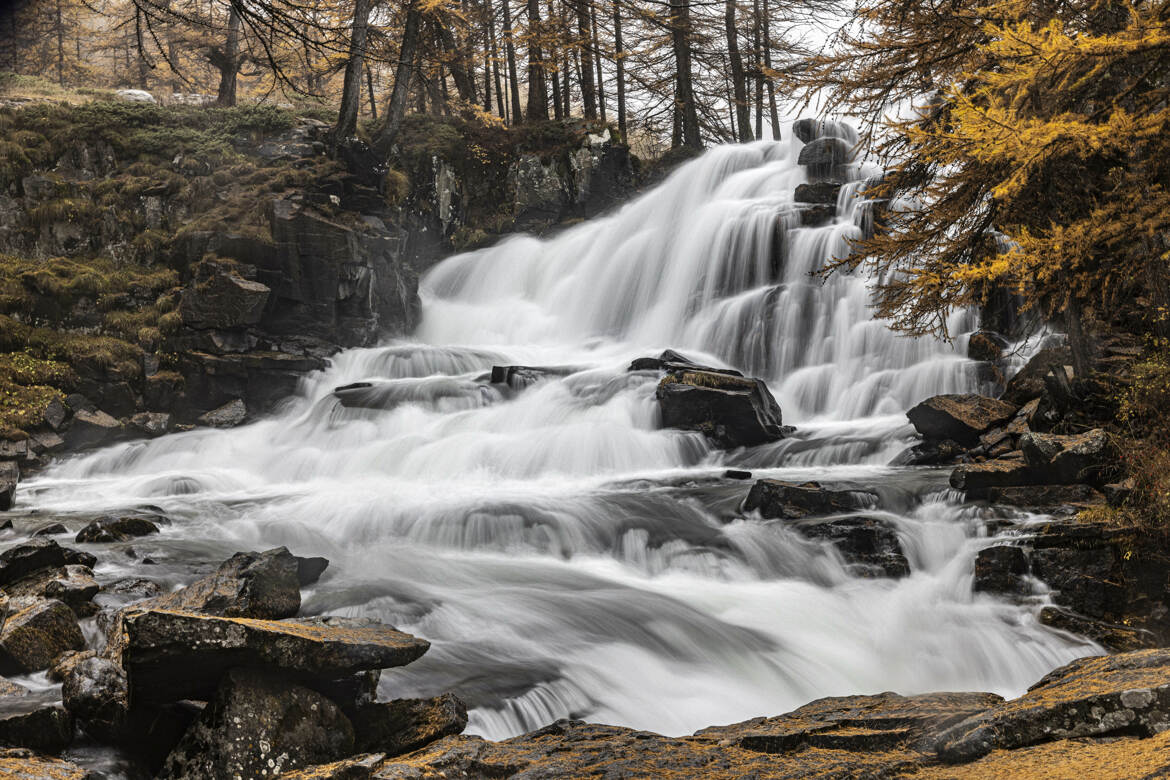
[
  {"left": 0, "top": 704, "right": 73, "bottom": 755},
  {"left": 907, "top": 394, "right": 1018, "bottom": 446},
  {"left": 135, "top": 546, "right": 308, "bottom": 620},
  {"left": 973, "top": 546, "right": 1028, "bottom": 595},
  {"left": 797, "top": 137, "right": 853, "bottom": 179},
  {"left": 75, "top": 515, "right": 160, "bottom": 544},
  {"left": 934, "top": 649, "right": 1170, "bottom": 763},
  {"left": 0, "top": 598, "right": 85, "bottom": 673},
  {"left": 949, "top": 459, "right": 1040, "bottom": 497},
  {"left": 0, "top": 540, "right": 96, "bottom": 588},
  {"left": 744, "top": 480, "right": 875, "bottom": 520},
  {"left": 3, "top": 565, "right": 99, "bottom": 617},
  {"left": 0, "top": 749, "right": 90, "bottom": 779},
  {"left": 47, "top": 649, "right": 96, "bottom": 682},
  {"left": 1002, "top": 346, "right": 1072, "bottom": 405},
  {"left": 65, "top": 408, "right": 123, "bottom": 450},
  {"left": 352, "top": 694, "right": 468, "bottom": 756},
  {"left": 794, "top": 182, "right": 841, "bottom": 205},
  {"left": 298, "top": 556, "right": 331, "bottom": 586},
  {"left": 195, "top": 398, "right": 246, "bottom": 428},
  {"left": 967, "top": 331, "right": 1008, "bottom": 363},
  {"left": 656, "top": 370, "right": 784, "bottom": 448},
  {"left": 1019, "top": 429, "right": 1114, "bottom": 484},
  {"left": 117, "top": 610, "right": 430, "bottom": 704},
  {"left": 179, "top": 262, "right": 270, "bottom": 330},
  {"left": 796, "top": 517, "right": 910, "bottom": 578},
  {"left": 985, "top": 483, "right": 1103, "bottom": 507},
  {"left": 158, "top": 669, "right": 354, "bottom": 780},
  {"left": 282, "top": 754, "right": 386, "bottom": 780},
  {"left": 30, "top": 523, "right": 66, "bottom": 537},
  {"left": 0, "top": 462, "right": 16, "bottom": 512},
  {"left": 890, "top": 438, "right": 965, "bottom": 467},
  {"left": 61, "top": 656, "right": 129, "bottom": 741},
  {"left": 129, "top": 411, "right": 171, "bottom": 437},
  {"left": 1038, "top": 606, "right": 1156, "bottom": 652}
]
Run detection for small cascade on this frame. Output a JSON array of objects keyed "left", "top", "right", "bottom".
[{"left": 20, "top": 120, "right": 1094, "bottom": 741}]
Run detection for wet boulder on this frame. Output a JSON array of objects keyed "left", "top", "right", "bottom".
[
  {"left": 130, "top": 411, "right": 172, "bottom": 437},
  {"left": 906, "top": 394, "right": 1018, "bottom": 447},
  {"left": 0, "top": 462, "right": 16, "bottom": 511},
  {"left": 629, "top": 350, "right": 742, "bottom": 376},
  {"left": 792, "top": 118, "right": 857, "bottom": 144},
  {"left": 1002, "top": 345, "right": 1072, "bottom": 405},
  {"left": 136, "top": 546, "right": 316, "bottom": 620},
  {"left": 890, "top": 438, "right": 965, "bottom": 467},
  {"left": 1019, "top": 429, "right": 1114, "bottom": 484},
  {"left": 967, "top": 331, "right": 1008, "bottom": 363},
  {"left": 489, "top": 365, "right": 581, "bottom": 390},
  {"left": 949, "top": 459, "right": 1040, "bottom": 497},
  {"left": 75, "top": 514, "right": 161, "bottom": 544},
  {"left": 65, "top": 407, "right": 125, "bottom": 450},
  {"left": 351, "top": 693, "right": 469, "bottom": 757},
  {"left": 4, "top": 564, "right": 100, "bottom": 617},
  {"left": 158, "top": 668, "right": 354, "bottom": 780},
  {"left": 0, "top": 597, "right": 86, "bottom": 673},
  {"left": 797, "top": 137, "right": 854, "bottom": 180},
  {"left": 0, "top": 703, "right": 73, "bottom": 755},
  {"left": 1038, "top": 606, "right": 1156, "bottom": 652},
  {"left": 796, "top": 517, "right": 910, "bottom": 578},
  {"left": 744, "top": 479, "right": 875, "bottom": 520},
  {"left": 61, "top": 655, "right": 129, "bottom": 741},
  {"left": 793, "top": 182, "right": 841, "bottom": 205},
  {"left": 656, "top": 370, "right": 784, "bottom": 448},
  {"left": 933, "top": 648, "right": 1170, "bottom": 763},
  {"left": 117, "top": 610, "right": 430, "bottom": 705},
  {"left": 195, "top": 398, "right": 247, "bottom": 428},
  {"left": 47, "top": 649, "right": 96, "bottom": 682},
  {"left": 973, "top": 545, "right": 1029, "bottom": 595}
]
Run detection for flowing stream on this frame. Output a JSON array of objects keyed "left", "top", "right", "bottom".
[{"left": 19, "top": 130, "right": 1096, "bottom": 739}]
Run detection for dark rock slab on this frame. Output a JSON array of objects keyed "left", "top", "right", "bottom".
[
  {"left": 972, "top": 546, "right": 1028, "bottom": 595},
  {"left": 352, "top": 693, "right": 468, "bottom": 757},
  {"left": 1039, "top": 606, "right": 1157, "bottom": 652},
  {"left": 117, "top": 610, "right": 430, "bottom": 705},
  {"left": 794, "top": 182, "right": 841, "bottom": 205},
  {"left": 0, "top": 539, "right": 97, "bottom": 588},
  {"left": 0, "top": 598, "right": 85, "bottom": 673},
  {"left": 0, "top": 704, "right": 73, "bottom": 755},
  {"left": 1003, "top": 345, "right": 1072, "bottom": 405},
  {"left": 907, "top": 394, "right": 1018, "bottom": 447},
  {"left": 657, "top": 371, "right": 784, "bottom": 448},
  {"left": 179, "top": 262, "right": 270, "bottom": 330},
  {"left": 967, "top": 331, "right": 1008, "bottom": 363},
  {"left": 196, "top": 399, "right": 247, "bottom": 428},
  {"left": 62, "top": 655, "right": 129, "bottom": 741},
  {"left": 158, "top": 668, "right": 354, "bottom": 780},
  {"left": 949, "top": 459, "right": 1040, "bottom": 497},
  {"left": 0, "top": 463, "right": 18, "bottom": 512},
  {"left": 489, "top": 365, "right": 581, "bottom": 391},
  {"left": 797, "top": 517, "right": 910, "bottom": 578},
  {"left": 1019, "top": 429, "right": 1114, "bottom": 484},
  {"left": 934, "top": 649, "right": 1170, "bottom": 763},
  {"left": 65, "top": 408, "right": 125, "bottom": 450},
  {"left": 4, "top": 565, "right": 100, "bottom": 617},
  {"left": 744, "top": 480, "right": 875, "bottom": 520},
  {"left": 75, "top": 515, "right": 161, "bottom": 544},
  {"left": 985, "top": 483, "right": 1103, "bottom": 507},
  {"left": 797, "top": 137, "right": 854, "bottom": 180},
  {"left": 890, "top": 438, "right": 965, "bottom": 467}
]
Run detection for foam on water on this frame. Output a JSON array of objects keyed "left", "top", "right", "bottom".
[{"left": 20, "top": 123, "right": 1095, "bottom": 739}]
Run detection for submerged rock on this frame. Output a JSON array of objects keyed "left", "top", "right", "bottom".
[
  {"left": 973, "top": 546, "right": 1029, "bottom": 595},
  {"left": 117, "top": 610, "right": 430, "bottom": 704},
  {"left": 907, "top": 394, "right": 1018, "bottom": 447},
  {"left": 158, "top": 668, "right": 354, "bottom": 780},
  {"left": 744, "top": 480, "right": 875, "bottom": 519},
  {"left": 75, "top": 515, "right": 161, "bottom": 543},
  {"left": 656, "top": 370, "right": 784, "bottom": 448}
]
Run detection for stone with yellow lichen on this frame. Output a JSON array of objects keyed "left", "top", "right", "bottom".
[{"left": 0, "top": 749, "right": 91, "bottom": 780}]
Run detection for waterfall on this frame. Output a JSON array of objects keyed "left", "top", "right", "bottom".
[{"left": 19, "top": 125, "right": 1095, "bottom": 740}]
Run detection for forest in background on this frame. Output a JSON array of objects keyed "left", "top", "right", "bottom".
[{"left": 0, "top": 0, "right": 1168, "bottom": 525}]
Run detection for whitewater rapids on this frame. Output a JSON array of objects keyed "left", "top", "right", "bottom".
[{"left": 18, "top": 129, "right": 1097, "bottom": 739}]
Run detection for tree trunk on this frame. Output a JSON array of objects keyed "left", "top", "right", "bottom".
[
  {"left": 55, "top": 0, "right": 64, "bottom": 86},
  {"left": 366, "top": 65, "right": 378, "bottom": 119},
  {"left": 334, "top": 0, "right": 373, "bottom": 142},
  {"left": 489, "top": 6, "right": 506, "bottom": 117},
  {"left": 670, "top": 0, "right": 701, "bottom": 148},
  {"left": 215, "top": 5, "right": 242, "bottom": 107},
  {"left": 374, "top": 0, "right": 423, "bottom": 151},
  {"left": 526, "top": 0, "right": 548, "bottom": 120},
  {"left": 591, "top": 3, "right": 606, "bottom": 122},
  {"left": 612, "top": 0, "right": 625, "bottom": 139},
  {"left": 436, "top": 22, "right": 477, "bottom": 103},
  {"left": 548, "top": 0, "right": 563, "bottom": 119},
  {"left": 135, "top": 9, "right": 150, "bottom": 89},
  {"left": 762, "top": 1, "right": 779, "bottom": 140},
  {"left": 751, "top": 0, "right": 762, "bottom": 138},
  {"left": 576, "top": 0, "right": 596, "bottom": 118},
  {"left": 1064, "top": 295, "right": 1095, "bottom": 381},
  {"left": 502, "top": 0, "right": 523, "bottom": 123},
  {"left": 725, "top": 0, "right": 751, "bottom": 141}
]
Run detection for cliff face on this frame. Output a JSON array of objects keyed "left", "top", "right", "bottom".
[{"left": 0, "top": 101, "right": 635, "bottom": 465}]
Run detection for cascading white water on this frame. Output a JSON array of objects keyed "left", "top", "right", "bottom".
[{"left": 19, "top": 126, "right": 1097, "bottom": 739}]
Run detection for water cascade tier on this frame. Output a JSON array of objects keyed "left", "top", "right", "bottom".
[{"left": 20, "top": 128, "right": 1096, "bottom": 739}]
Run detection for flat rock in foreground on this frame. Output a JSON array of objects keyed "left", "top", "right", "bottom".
[{"left": 117, "top": 609, "right": 429, "bottom": 704}]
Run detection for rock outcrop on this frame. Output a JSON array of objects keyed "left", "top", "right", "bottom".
[
  {"left": 656, "top": 369, "right": 785, "bottom": 448},
  {"left": 907, "top": 394, "right": 1018, "bottom": 447}
]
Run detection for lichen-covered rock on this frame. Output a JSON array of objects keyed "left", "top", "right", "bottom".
[
  {"left": 1019, "top": 429, "right": 1114, "bottom": 484},
  {"left": 907, "top": 394, "right": 1018, "bottom": 446},
  {"left": 352, "top": 694, "right": 468, "bottom": 757},
  {"left": 75, "top": 515, "right": 161, "bottom": 544},
  {"left": 281, "top": 753, "right": 386, "bottom": 780},
  {"left": 117, "top": 610, "right": 430, "bottom": 705},
  {"left": 61, "top": 656, "right": 129, "bottom": 741},
  {"left": 744, "top": 480, "right": 875, "bottom": 520},
  {"left": 0, "top": 540, "right": 96, "bottom": 588},
  {"left": 656, "top": 370, "right": 784, "bottom": 448},
  {"left": 967, "top": 331, "right": 1008, "bottom": 363},
  {"left": 949, "top": 459, "right": 1040, "bottom": 497},
  {"left": 157, "top": 669, "right": 354, "bottom": 780},
  {"left": 179, "top": 261, "right": 270, "bottom": 330},
  {"left": 46, "top": 649, "right": 96, "bottom": 682},
  {"left": 195, "top": 399, "right": 246, "bottom": 428},
  {"left": 934, "top": 649, "right": 1170, "bottom": 763},
  {"left": 3, "top": 565, "right": 100, "bottom": 617},
  {"left": 0, "top": 598, "right": 85, "bottom": 673},
  {"left": 0, "top": 749, "right": 91, "bottom": 779}
]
